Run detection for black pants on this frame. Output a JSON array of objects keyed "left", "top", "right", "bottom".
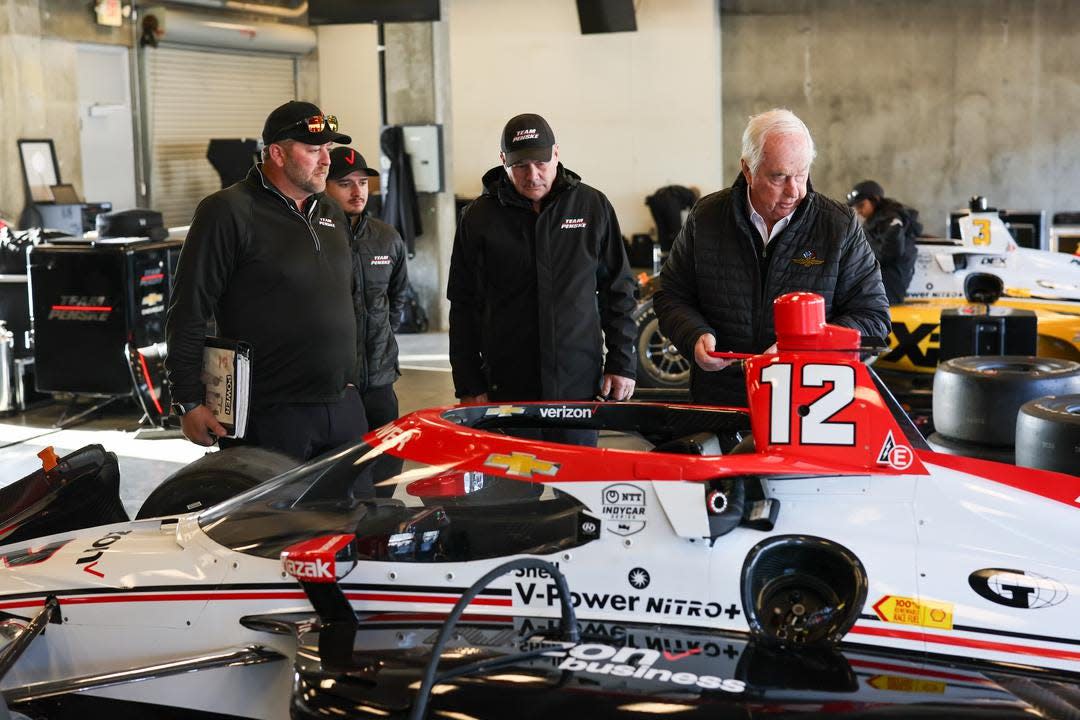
[
  {"left": 220, "top": 386, "right": 368, "bottom": 462},
  {"left": 362, "top": 384, "right": 400, "bottom": 430},
  {"left": 362, "top": 384, "right": 404, "bottom": 497}
]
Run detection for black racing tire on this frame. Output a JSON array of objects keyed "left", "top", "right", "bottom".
[
  {"left": 932, "top": 356, "right": 1080, "bottom": 446},
  {"left": 634, "top": 301, "right": 691, "bottom": 389},
  {"left": 926, "top": 432, "right": 1015, "bottom": 465},
  {"left": 136, "top": 447, "right": 297, "bottom": 519},
  {"left": 1015, "top": 395, "right": 1080, "bottom": 476}
]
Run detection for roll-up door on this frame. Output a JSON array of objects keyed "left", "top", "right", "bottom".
[{"left": 143, "top": 46, "right": 295, "bottom": 227}]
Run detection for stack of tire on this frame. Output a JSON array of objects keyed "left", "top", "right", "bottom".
[{"left": 930, "top": 356, "right": 1080, "bottom": 475}]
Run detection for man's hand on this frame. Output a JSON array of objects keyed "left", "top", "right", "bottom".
[
  {"left": 694, "top": 333, "right": 735, "bottom": 371},
  {"left": 459, "top": 393, "right": 489, "bottom": 404},
  {"left": 181, "top": 405, "right": 228, "bottom": 447},
  {"left": 600, "top": 374, "right": 636, "bottom": 401}
]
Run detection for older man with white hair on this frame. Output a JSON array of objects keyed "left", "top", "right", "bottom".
[{"left": 654, "top": 108, "right": 889, "bottom": 407}]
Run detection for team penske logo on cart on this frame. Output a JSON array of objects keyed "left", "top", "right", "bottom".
[
  {"left": 541, "top": 642, "right": 745, "bottom": 692},
  {"left": 49, "top": 296, "right": 112, "bottom": 322}
]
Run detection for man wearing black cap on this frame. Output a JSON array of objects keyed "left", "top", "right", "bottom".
[
  {"left": 166, "top": 100, "right": 367, "bottom": 462},
  {"left": 447, "top": 113, "right": 637, "bottom": 442},
  {"left": 324, "top": 146, "right": 409, "bottom": 440},
  {"left": 846, "top": 180, "right": 921, "bottom": 305}
]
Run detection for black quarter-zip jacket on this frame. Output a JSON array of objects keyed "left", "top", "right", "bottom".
[
  {"left": 654, "top": 172, "right": 889, "bottom": 406},
  {"left": 447, "top": 164, "right": 637, "bottom": 401},
  {"left": 166, "top": 165, "right": 356, "bottom": 410}
]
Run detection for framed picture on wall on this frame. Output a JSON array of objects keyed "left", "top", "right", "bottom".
[{"left": 17, "top": 139, "right": 61, "bottom": 203}]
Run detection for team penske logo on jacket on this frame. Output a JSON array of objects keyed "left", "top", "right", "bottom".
[
  {"left": 793, "top": 249, "right": 824, "bottom": 267},
  {"left": 561, "top": 217, "right": 587, "bottom": 230},
  {"left": 317, "top": 217, "right": 336, "bottom": 228},
  {"left": 370, "top": 255, "right": 392, "bottom": 266}
]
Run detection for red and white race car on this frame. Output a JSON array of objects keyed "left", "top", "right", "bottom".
[{"left": 1, "top": 293, "right": 1077, "bottom": 719}]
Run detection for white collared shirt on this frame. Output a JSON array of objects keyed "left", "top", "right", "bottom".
[{"left": 747, "top": 188, "right": 794, "bottom": 247}]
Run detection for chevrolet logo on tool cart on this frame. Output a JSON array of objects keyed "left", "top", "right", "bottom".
[{"left": 484, "top": 452, "right": 559, "bottom": 478}]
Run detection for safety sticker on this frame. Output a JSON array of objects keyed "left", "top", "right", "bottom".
[
  {"left": 876, "top": 430, "right": 914, "bottom": 470},
  {"left": 872, "top": 595, "right": 953, "bottom": 630}
]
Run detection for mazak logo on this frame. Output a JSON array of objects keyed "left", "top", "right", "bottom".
[
  {"left": 601, "top": 483, "right": 646, "bottom": 536},
  {"left": 541, "top": 642, "right": 745, "bottom": 692},
  {"left": 283, "top": 557, "right": 332, "bottom": 581},
  {"left": 49, "top": 296, "right": 112, "bottom": 322},
  {"left": 538, "top": 406, "right": 593, "bottom": 419},
  {"left": 561, "top": 217, "right": 587, "bottom": 230},
  {"left": 370, "top": 255, "right": 392, "bottom": 266},
  {"left": 317, "top": 217, "right": 336, "bottom": 228},
  {"left": 792, "top": 249, "right": 824, "bottom": 267},
  {"left": 513, "top": 128, "right": 539, "bottom": 142},
  {"left": 969, "top": 568, "right": 1068, "bottom": 609}
]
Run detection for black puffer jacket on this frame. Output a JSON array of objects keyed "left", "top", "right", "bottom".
[
  {"left": 166, "top": 165, "right": 356, "bottom": 410},
  {"left": 654, "top": 173, "right": 889, "bottom": 406},
  {"left": 864, "top": 198, "right": 921, "bottom": 305},
  {"left": 447, "top": 164, "right": 637, "bottom": 401},
  {"left": 350, "top": 212, "right": 409, "bottom": 390}
]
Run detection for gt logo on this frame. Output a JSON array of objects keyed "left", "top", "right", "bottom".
[{"left": 283, "top": 558, "right": 332, "bottom": 581}]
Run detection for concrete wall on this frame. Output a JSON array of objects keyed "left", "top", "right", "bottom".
[
  {"left": 447, "top": 0, "right": 724, "bottom": 236},
  {"left": 316, "top": 22, "right": 381, "bottom": 161},
  {"left": 721, "top": 0, "right": 1080, "bottom": 237},
  {"left": 0, "top": 0, "right": 129, "bottom": 223}
]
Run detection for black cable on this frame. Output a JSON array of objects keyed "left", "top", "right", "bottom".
[{"left": 408, "top": 558, "right": 578, "bottom": 720}]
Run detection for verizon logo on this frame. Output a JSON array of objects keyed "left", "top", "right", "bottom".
[
  {"left": 283, "top": 557, "right": 333, "bottom": 581},
  {"left": 561, "top": 218, "right": 586, "bottom": 230}
]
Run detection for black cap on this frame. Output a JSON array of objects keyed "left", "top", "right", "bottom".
[
  {"left": 501, "top": 113, "right": 556, "bottom": 165},
  {"left": 328, "top": 147, "right": 380, "bottom": 181},
  {"left": 262, "top": 100, "right": 351, "bottom": 146},
  {"left": 846, "top": 180, "right": 884, "bottom": 206}
]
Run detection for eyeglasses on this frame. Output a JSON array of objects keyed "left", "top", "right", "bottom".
[{"left": 272, "top": 114, "right": 338, "bottom": 141}]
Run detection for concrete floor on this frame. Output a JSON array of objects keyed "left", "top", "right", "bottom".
[{"left": 0, "top": 333, "right": 454, "bottom": 517}]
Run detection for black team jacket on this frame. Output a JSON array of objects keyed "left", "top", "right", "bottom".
[
  {"left": 447, "top": 164, "right": 637, "bottom": 401},
  {"left": 349, "top": 211, "right": 409, "bottom": 390},
  {"left": 654, "top": 173, "right": 890, "bottom": 407},
  {"left": 166, "top": 165, "right": 356, "bottom": 411}
]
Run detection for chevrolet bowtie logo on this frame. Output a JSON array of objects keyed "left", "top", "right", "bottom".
[
  {"left": 484, "top": 452, "right": 559, "bottom": 478},
  {"left": 485, "top": 405, "right": 525, "bottom": 417}
]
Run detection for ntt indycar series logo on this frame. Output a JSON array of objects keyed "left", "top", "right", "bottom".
[{"left": 542, "top": 642, "right": 745, "bottom": 693}]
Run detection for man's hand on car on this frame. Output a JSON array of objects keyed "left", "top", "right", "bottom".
[{"left": 694, "top": 333, "right": 735, "bottom": 371}]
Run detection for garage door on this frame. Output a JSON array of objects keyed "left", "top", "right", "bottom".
[{"left": 143, "top": 46, "right": 295, "bottom": 227}]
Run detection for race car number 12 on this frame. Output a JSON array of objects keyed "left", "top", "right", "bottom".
[{"left": 761, "top": 362, "right": 855, "bottom": 445}]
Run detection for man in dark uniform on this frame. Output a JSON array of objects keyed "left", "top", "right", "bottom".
[
  {"left": 166, "top": 101, "right": 366, "bottom": 461},
  {"left": 324, "top": 146, "right": 409, "bottom": 433},
  {"left": 447, "top": 113, "right": 637, "bottom": 443},
  {"left": 846, "top": 179, "right": 921, "bottom": 305},
  {"left": 655, "top": 108, "right": 889, "bottom": 407}
]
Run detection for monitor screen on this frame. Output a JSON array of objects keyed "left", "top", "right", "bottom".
[{"left": 576, "top": 0, "right": 637, "bottom": 34}]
